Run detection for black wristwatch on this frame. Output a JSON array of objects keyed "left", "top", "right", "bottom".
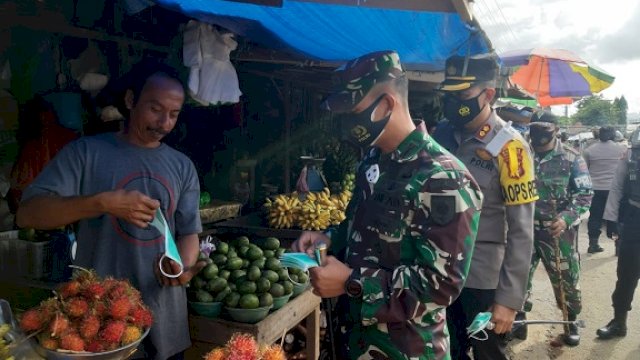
[{"left": 345, "top": 271, "right": 363, "bottom": 298}]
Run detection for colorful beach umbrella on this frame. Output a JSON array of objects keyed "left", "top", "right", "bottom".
[{"left": 499, "top": 48, "right": 615, "bottom": 106}]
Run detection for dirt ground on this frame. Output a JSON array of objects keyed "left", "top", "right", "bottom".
[{"left": 508, "top": 227, "right": 640, "bottom": 360}]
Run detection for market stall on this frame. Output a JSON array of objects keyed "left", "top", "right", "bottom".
[{"left": 0, "top": 0, "right": 494, "bottom": 359}]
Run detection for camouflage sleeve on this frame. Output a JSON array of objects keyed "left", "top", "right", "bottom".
[
  {"left": 359, "top": 169, "right": 482, "bottom": 325},
  {"left": 559, "top": 155, "right": 593, "bottom": 226}
]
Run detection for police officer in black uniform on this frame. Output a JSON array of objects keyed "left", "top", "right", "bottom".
[{"left": 596, "top": 128, "right": 640, "bottom": 339}]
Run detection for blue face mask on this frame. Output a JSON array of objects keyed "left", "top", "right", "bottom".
[
  {"left": 339, "top": 95, "right": 391, "bottom": 147},
  {"left": 443, "top": 89, "right": 486, "bottom": 128}
]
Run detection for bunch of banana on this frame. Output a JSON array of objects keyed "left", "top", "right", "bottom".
[
  {"left": 0, "top": 323, "right": 15, "bottom": 360},
  {"left": 264, "top": 193, "right": 300, "bottom": 229},
  {"left": 263, "top": 188, "right": 353, "bottom": 230},
  {"left": 297, "top": 196, "right": 332, "bottom": 230}
]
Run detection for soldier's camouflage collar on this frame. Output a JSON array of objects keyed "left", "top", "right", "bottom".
[
  {"left": 537, "top": 138, "right": 565, "bottom": 163},
  {"left": 391, "top": 129, "right": 430, "bottom": 163}
]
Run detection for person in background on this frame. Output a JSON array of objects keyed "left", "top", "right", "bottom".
[
  {"left": 582, "top": 126, "right": 627, "bottom": 253},
  {"left": 519, "top": 111, "right": 592, "bottom": 345},
  {"left": 292, "top": 50, "right": 482, "bottom": 359},
  {"left": 596, "top": 128, "right": 640, "bottom": 340},
  {"left": 16, "top": 60, "right": 205, "bottom": 360},
  {"left": 7, "top": 96, "right": 78, "bottom": 214},
  {"left": 432, "top": 54, "right": 537, "bottom": 360}
]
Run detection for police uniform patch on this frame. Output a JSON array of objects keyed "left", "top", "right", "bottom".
[
  {"left": 447, "top": 65, "right": 457, "bottom": 76},
  {"left": 429, "top": 195, "right": 456, "bottom": 226},
  {"left": 475, "top": 148, "right": 492, "bottom": 160},
  {"left": 498, "top": 140, "right": 538, "bottom": 205},
  {"left": 500, "top": 145, "right": 525, "bottom": 179},
  {"left": 476, "top": 124, "right": 491, "bottom": 139}
]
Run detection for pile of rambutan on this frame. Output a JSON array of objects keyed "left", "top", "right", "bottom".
[
  {"left": 18, "top": 268, "right": 153, "bottom": 353},
  {"left": 204, "top": 333, "right": 286, "bottom": 360}
]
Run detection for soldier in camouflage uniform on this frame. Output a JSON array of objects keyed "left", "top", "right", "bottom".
[
  {"left": 523, "top": 111, "right": 593, "bottom": 346},
  {"left": 292, "top": 51, "right": 483, "bottom": 360}
]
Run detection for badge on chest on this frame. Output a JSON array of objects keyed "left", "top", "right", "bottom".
[{"left": 365, "top": 164, "right": 380, "bottom": 184}]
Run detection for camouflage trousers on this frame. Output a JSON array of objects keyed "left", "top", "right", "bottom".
[
  {"left": 525, "top": 226, "right": 582, "bottom": 315},
  {"left": 336, "top": 297, "right": 451, "bottom": 360}
]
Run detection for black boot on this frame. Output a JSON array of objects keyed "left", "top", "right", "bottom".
[
  {"left": 511, "top": 311, "right": 528, "bottom": 340},
  {"left": 588, "top": 238, "right": 604, "bottom": 253},
  {"left": 563, "top": 314, "right": 580, "bottom": 346},
  {"left": 596, "top": 311, "right": 628, "bottom": 339}
]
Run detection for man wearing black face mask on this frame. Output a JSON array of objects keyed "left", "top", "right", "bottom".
[
  {"left": 432, "top": 55, "right": 537, "bottom": 360},
  {"left": 522, "top": 111, "right": 592, "bottom": 346},
  {"left": 291, "top": 50, "right": 483, "bottom": 359}
]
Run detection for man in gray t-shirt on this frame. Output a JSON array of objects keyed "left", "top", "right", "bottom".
[
  {"left": 17, "top": 61, "right": 204, "bottom": 360},
  {"left": 582, "top": 126, "right": 626, "bottom": 253}
]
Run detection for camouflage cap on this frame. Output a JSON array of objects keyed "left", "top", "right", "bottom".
[
  {"left": 440, "top": 54, "right": 499, "bottom": 92},
  {"left": 323, "top": 50, "right": 405, "bottom": 113},
  {"left": 531, "top": 110, "right": 558, "bottom": 124}
]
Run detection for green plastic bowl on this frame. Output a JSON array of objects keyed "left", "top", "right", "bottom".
[
  {"left": 226, "top": 305, "right": 272, "bottom": 323},
  {"left": 271, "top": 293, "right": 292, "bottom": 311},
  {"left": 291, "top": 281, "right": 310, "bottom": 298},
  {"left": 189, "top": 301, "right": 222, "bottom": 318}
]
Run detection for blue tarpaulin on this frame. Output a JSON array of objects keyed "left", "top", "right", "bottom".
[{"left": 155, "top": 0, "right": 492, "bottom": 71}]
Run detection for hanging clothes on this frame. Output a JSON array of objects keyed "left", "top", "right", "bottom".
[{"left": 183, "top": 20, "right": 242, "bottom": 106}]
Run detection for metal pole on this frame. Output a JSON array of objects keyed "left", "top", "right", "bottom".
[{"left": 550, "top": 198, "right": 570, "bottom": 336}]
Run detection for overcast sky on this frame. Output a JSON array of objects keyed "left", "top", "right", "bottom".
[{"left": 476, "top": 0, "right": 640, "bottom": 114}]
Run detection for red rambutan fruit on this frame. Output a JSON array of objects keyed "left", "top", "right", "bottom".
[
  {"left": 79, "top": 315, "right": 101, "bottom": 340},
  {"left": 60, "top": 332, "right": 86, "bottom": 352},
  {"left": 58, "top": 280, "right": 81, "bottom": 299},
  {"left": 86, "top": 340, "right": 106, "bottom": 353},
  {"left": 108, "top": 297, "right": 132, "bottom": 320},
  {"left": 65, "top": 298, "right": 90, "bottom": 318},
  {"left": 100, "top": 321, "right": 126, "bottom": 344},
  {"left": 130, "top": 305, "right": 154, "bottom": 328},
  {"left": 19, "top": 309, "right": 43, "bottom": 332},
  {"left": 82, "top": 283, "right": 106, "bottom": 300},
  {"left": 48, "top": 313, "right": 70, "bottom": 337}
]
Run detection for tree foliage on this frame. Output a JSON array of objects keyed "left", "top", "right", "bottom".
[
  {"left": 611, "top": 96, "right": 628, "bottom": 125},
  {"left": 572, "top": 95, "right": 620, "bottom": 126}
]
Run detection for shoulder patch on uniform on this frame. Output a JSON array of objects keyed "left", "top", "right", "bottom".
[
  {"left": 430, "top": 195, "right": 456, "bottom": 225},
  {"left": 499, "top": 140, "right": 526, "bottom": 179},
  {"left": 498, "top": 140, "right": 538, "bottom": 205}
]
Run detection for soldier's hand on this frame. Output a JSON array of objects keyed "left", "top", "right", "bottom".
[
  {"left": 548, "top": 218, "right": 567, "bottom": 238},
  {"left": 490, "top": 303, "right": 516, "bottom": 334},
  {"left": 104, "top": 189, "right": 160, "bottom": 228},
  {"left": 292, "top": 231, "right": 331, "bottom": 256},
  {"left": 309, "top": 256, "right": 351, "bottom": 298}
]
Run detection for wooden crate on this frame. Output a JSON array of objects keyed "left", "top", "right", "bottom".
[
  {"left": 199, "top": 200, "right": 242, "bottom": 224},
  {"left": 188, "top": 289, "right": 321, "bottom": 359}
]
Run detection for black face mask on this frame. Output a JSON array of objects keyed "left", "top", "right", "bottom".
[
  {"left": 339, "top": 95, "right": 391, "bottom": 148},
  {"left": 443, "top": 90, "right": 486, "bottom": 128},
  {"left": 529, "top": 123, "right": 557, "bottom": 147}
]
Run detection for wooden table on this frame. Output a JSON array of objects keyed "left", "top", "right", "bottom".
[{"left": 187, "top": 289, "right": 321, "bottom": 359}]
